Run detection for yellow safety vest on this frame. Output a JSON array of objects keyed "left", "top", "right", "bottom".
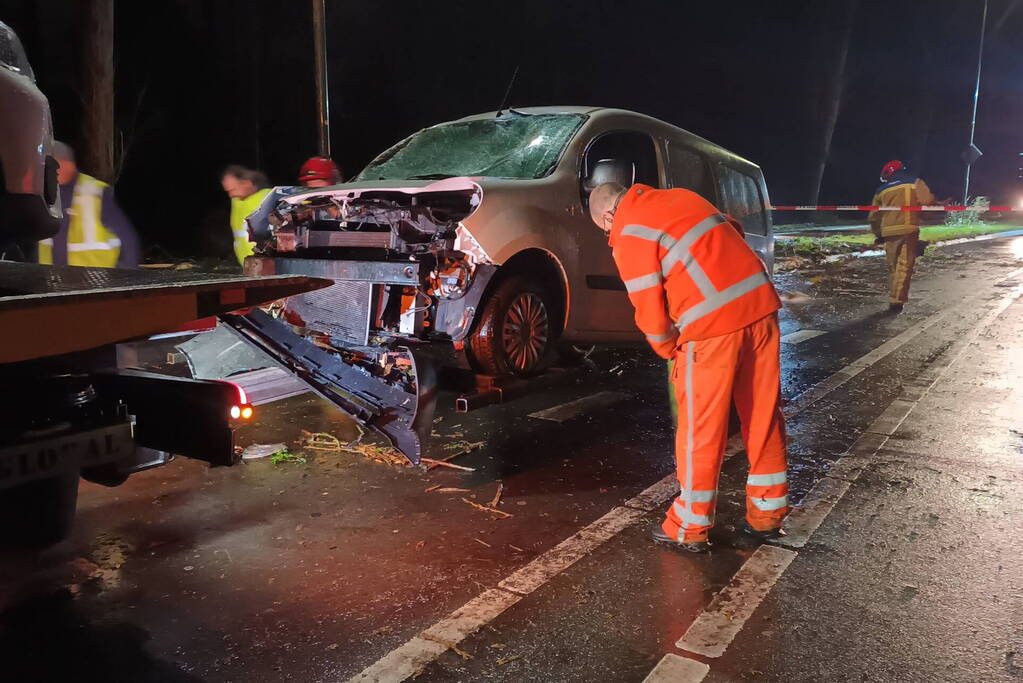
[
  {"left": 38, "top": 173, "right": 121, "bottom": 267},
  {"left": 231, "top": 188, "right": 271, "bottom": 265}
]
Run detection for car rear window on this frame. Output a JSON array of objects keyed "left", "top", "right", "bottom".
[{"left": 357, "top": 113, "right": 585, "bottom": 181}]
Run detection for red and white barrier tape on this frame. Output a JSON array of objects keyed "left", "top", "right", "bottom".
[{"left": 770, "top": 204, "right": 1016, "bottom": 211}]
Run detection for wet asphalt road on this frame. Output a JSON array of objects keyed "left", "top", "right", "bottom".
[{"left": 1, "top": 236, "right": 1022, "bottom": 683}]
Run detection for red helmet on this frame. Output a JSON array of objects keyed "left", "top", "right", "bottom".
[
  {"left": 880, "top": 160, "right": 904, "bottom": 182},
  {"left": 298, "top": 157, "right": 341, "bottom": 185}
]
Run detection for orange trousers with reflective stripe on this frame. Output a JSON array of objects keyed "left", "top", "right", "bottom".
[{"left": 663, "top": 313, "right": 789, "bottom": 543}]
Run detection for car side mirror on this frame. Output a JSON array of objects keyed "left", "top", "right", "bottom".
[{"left": 584, "top": 158, "right": 635, "bottom": 195}]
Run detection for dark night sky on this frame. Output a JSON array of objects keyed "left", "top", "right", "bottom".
[{"left": 2, "top": 0, "right": 1022, "bottom": 257}]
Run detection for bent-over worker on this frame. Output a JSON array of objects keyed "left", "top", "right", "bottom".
[
  {"left": 589, "top": 182, "right": 789, "bottom": 552},
  {"left": 869, "top": 160, "right": 936, "bottom": 313}
]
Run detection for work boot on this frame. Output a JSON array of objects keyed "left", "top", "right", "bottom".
[
  {"left": 740, "top": 521, "right": 786, "bottom": 541},
  {"left": 651, "top": 526, "right": 711, "bottom": 553},
  {"left": 887, "top": 303, "right": 904, "bottom": 314}
]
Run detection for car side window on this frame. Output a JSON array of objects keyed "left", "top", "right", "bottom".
[
  {"left": 584, "top": 131, "right": 661, "bottom": 188},
  {"left": 666, "top": 142, "right": 715, "bottom": 202},
  {"left": 717, "top": 165, "right": 768, "bottom": 236}
]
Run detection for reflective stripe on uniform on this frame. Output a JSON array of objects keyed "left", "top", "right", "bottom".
[
  {"left": 747, "top": 471, "right": 787, "bottom": 486},
  {"left": 676, "top": 271, "right": 770, "bottom": 331},
  {"left": 678, "top": 489, "right": 717, "bottom": 503},
  {"left": 620, "top": 224, "right": 666, "bottom": 243},
  {"left": 646, "top": 330, "right": 676, "bottom": 343},
  {"left": 673, "top": 500, "right": 713, "bottom": 527},
  {"left": 659, "top": 213, "right": 727, "bottom": 277},
  {"left": 67, "top": 238, "right": 121, "bottom": 252},
  {"left": 750, "top": 495, "right": 789, "bottom": 511},
  {"left": 624, "top": 271, "right": 662, "bottom": 293}
]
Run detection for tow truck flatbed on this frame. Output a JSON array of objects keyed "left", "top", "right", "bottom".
[{"left": 0, "top": 262, "right": 330, "bottom": 363}]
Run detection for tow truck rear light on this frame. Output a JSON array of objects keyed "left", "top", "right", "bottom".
[{"left": 229, "top": 404, "right": 254, "bottom": 420}]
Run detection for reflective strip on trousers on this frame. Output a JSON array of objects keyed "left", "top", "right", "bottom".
[
  {"left": 673, "top": 500, "right": 713, "bottom": 528},
  {"left": 750, "top": 495, "right": 789, "bottom": 511},
  {"left": 747, "top": 471, "right": 787, "bottom": 486},
  {"left": 676, "top": 341, "right": 700, "bottom": 540},
  {"left": 678, "top": 489, "right": 717, "bottom": 503}
]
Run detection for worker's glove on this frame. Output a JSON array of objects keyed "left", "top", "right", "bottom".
[{"left": 873, "top": 236, "right": 884, "bottom": 246}]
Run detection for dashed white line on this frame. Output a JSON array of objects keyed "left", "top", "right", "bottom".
[
  {"left": 780, "top": 328, "right": 827, "bottom": 344},
  {"left": 675, "top": 545, "right": 797, "bottom": 657},
  {"left": 642, "top": 653, "right": 709, "bottom": 682},
  {"left": 528, "top": 390, "right": 628, "bottom": 422},
  {"left": 498, "top": 506, "right": 647, "bottom": 595}
]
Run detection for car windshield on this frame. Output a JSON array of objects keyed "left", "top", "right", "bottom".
[{"left": 356, "top": 113, "right": 585, "bottom": 181}]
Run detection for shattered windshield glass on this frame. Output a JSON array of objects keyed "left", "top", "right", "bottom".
[{"left": 356, "top": 113, "right": 585, "bottom": 181}]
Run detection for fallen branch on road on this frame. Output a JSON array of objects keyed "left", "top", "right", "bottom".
[
  {"left": 462, "top": 497, "right": 513, "bottom": 519},
  {"left": 421, "top": 458, "right": 476, "bottom": 472},
  {"left": 489, "top": 482, "right": 504, "bottom": 508},
  {"left": 420, "top": 633, "right": 473, "bottom": 660}
]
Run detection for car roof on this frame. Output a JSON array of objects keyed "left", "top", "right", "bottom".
[{"left": 450, "top": 106, "right": 761, "bottom": 174}]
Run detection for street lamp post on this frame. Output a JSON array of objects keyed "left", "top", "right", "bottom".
[{"left": 963, "top": 0, "right": 988, "bottom": 204}]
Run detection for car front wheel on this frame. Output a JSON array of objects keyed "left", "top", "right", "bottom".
[{"left": 467, "top": 275, "right": 559, "bottom": 377}]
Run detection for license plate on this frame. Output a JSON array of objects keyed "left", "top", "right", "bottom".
[{"left": 0, "top": 422, "right": 135, "bottom": 491}]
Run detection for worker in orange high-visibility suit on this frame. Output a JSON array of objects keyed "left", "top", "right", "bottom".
[{"left": 589, "top": 183, "right": 789, "bottom": 552}]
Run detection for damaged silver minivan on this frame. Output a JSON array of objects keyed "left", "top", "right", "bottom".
[{"left": 244, "top": 107, "right": 773, "bottom": 381}]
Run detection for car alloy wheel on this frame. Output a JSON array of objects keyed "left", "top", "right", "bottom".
[{"left": 500, "top": 292, "right": 550, "bottom": 372}]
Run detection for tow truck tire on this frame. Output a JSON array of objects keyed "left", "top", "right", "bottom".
[
  {"left": 467, "top": 275, "right": 559, "bottom": 377},
  {"left": 0, "top": 474, "right": 79, "bottom": 548}
]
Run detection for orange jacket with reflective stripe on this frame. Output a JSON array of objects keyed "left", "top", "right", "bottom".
[{"left": 609, "top": 185, "right": 781, "bottom": 357}]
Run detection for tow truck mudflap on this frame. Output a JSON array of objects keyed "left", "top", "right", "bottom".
[{"left": 218, "top": 309, "right": 436, "bottom": 465}]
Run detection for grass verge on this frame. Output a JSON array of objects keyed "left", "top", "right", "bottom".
[{"left": 776, "top": 223, "right": 1023, "bottom": 260}]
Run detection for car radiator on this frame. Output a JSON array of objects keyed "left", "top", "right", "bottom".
[{"left": 286, "top": 279, "right": 373, "bottom": 346}]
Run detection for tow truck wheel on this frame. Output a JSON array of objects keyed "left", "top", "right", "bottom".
[{"left": 467, "top": 275, "right": 559, "bottom": 377}]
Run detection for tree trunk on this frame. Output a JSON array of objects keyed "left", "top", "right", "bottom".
[
  {"left": 808, "top": 0, "right": 858, "bottom": 220},
  {"left": 80, "top": 0, "right": 115, "bottom": 183}
]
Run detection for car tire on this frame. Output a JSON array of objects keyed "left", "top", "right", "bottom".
[{"left": 467, "top": 275, "right": 559, "bottom": 377}]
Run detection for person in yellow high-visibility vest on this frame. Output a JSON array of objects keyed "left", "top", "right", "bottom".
[
  {"left": 220, "top": 165, "right": 271, "bottom": 266},
  {"left": 37, "top": 142, "right": 141, "bottom": 268}
]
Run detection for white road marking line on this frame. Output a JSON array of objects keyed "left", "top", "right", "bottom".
[
  {"left": 675, "top": 545, "right": 797, "bottom": 657},
  {"left": 348, "top": 272, "right": 1023, "bottom": 683},
  {"left": 422, "top": 588, "right": 524, "bottom": 644},
  {"left": 498, "top": 506, "right": 647, "bottom": 595},
  {"left": 642, "top": 653, "right": 709, "bottom": 682},
  {"left": 780, "top": 329, "right": 827, "bottom": 344},
  {"left": 347, "top": 637, "right": 450, "bottom": 683},
  {"left": 528, "top": 390, "right": 628, "bottom": 422},
  {"left": 774, "top": 478, "right": 853, "bottom": 549},
  {"left": 864, "top": 398, "right": 916, "bottom": 435}
]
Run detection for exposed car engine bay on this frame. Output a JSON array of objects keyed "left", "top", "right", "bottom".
[{"left": 243, "top": 180, "right": 496, "bottom": 397}]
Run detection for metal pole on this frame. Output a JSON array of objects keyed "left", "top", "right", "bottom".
[
  {"left": 313, "top": 0, "right": 331, "bottom": 158},
  {"left": 963, "top": 0, "right": 988, "bottom": 204}
]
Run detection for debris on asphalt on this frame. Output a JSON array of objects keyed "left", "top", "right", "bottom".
[
  {"left": 497, "top": 654, "right": 521, "bottom": 666},
  {"left": 509, "top": 544, "right": 524, "bottom": 552},
  {"left": 343, "top": 443, "right": 409, "bottom": 467},
  {"left": 421, "top": 634, "right": 473, "bottom": 660},
  {"left": 241, "top": 442, "right": 288, "bottom": 460},
  {"left": 421, "top": 458, "right": 476, "bottom": 472},
  {"left": 462, "top": 497, "right": 513, "bottom": 519},
  {"left": 474, "top": 537, "right": 492, "bottom": 548},
  {"left": 489, "top": 482, "right": 504, "bottom": 508},
  {"left": 270, "top": 449, "right": 307, "bottom": 464},
  {"left": 299, "top": 430, "right": 342, "bottom": 451},
  {"left": 424, "top": 484, "right": 442, "bottom": 493},
  {"left": 436, "top": 487, "right": 471, "bottom": 493}
]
